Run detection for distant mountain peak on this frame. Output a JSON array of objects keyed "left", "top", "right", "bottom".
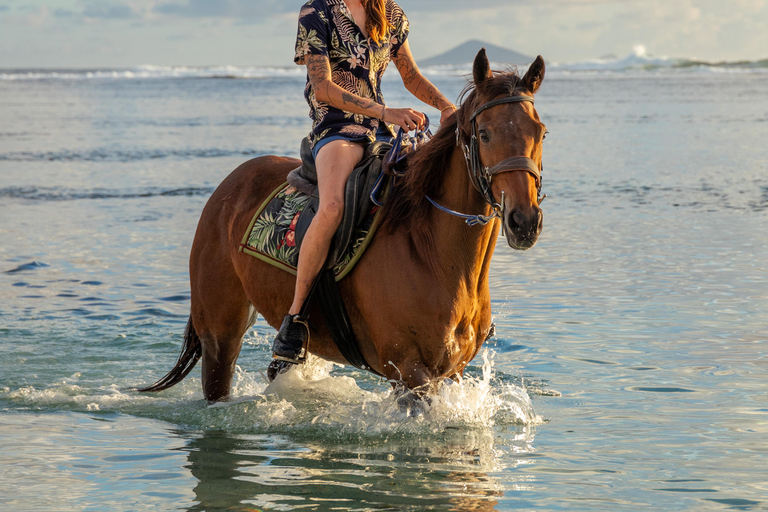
[{"left": 419, "top": 40, "right": 533, "bottom": 67}]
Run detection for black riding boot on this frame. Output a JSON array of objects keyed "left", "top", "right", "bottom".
[{"left": 268, "top": 314, "right": 309, "bottom": 381}]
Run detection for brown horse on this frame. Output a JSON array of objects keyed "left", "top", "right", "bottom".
[{"left": 139, "top": 49, "right": 546, "bottom": 402}]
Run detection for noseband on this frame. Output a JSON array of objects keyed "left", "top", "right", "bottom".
[{"left": 460, "top": 95, "right": 544, "bottom": 210}]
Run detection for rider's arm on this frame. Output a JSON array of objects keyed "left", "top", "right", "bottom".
[
  {"left": 306, "top": 54, "right": 424, "bottom": 132},
  {"left": 306, "top": 54, "right": 381, "bottom": 119},
  {"left": 393, "top": 40, "right": 456, "bottom": 123}
]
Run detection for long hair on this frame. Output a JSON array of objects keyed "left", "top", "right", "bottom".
[{"left": 363, "top": 0, "right": 391, "bottom": 44}]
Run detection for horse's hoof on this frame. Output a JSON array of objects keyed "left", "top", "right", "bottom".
[
  {"left": 267, "top": 359, "right": 296, "bottom": 382},
  {"left": 395, "top": 389, "right": 431, "bottom": 417}
]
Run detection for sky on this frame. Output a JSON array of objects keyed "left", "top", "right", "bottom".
[{"left": 0, "top": 0, "right": 766, "bottom": 68}]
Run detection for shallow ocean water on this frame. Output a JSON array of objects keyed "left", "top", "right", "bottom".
[{"left": 1, "top": 62, "right": 767, "bottom": 511}]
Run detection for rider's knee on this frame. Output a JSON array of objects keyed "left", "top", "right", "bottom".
[{"left": 317, "top": 199, "right": 344, "bottom": 226}]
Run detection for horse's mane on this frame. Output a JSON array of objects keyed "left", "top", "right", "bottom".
[{"left": 380, "top": 69, "right": 527, "bottom": 233}]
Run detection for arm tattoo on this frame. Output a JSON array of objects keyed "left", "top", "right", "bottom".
[
  {"left": 427, "top": 91, "right": 440, "bottom": 109},
  {"left": 341, "top": 91, "right": 374, "bottom": 110},
  {"left": 305, "top": 54, "right": 378, "bottom": 115},
  {"left": 395, "top": 52, "right": 448, "bottom": 109},
  {"left": 411, "top": 77, "right": 443, "bottom": 109},
  {"left": 397, "top": 55, "right": 419, "bottom": 86},
  {"left": 306, "top": 54, "right": 330, "bottom": 88}
]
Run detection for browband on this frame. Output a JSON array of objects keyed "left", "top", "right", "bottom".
[{"left": 470, "top": 95, "right": 534, "bottom": 123}]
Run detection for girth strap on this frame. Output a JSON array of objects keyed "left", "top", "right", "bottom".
[{"left": 311, "top": 269, "right": 384, "bottom": 377}]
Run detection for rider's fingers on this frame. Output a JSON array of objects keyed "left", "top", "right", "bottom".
[{"left": 412, "top": 110, "right": 426, "bottom": 129}]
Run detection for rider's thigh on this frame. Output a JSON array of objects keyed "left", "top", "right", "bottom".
[{"left": 314, "top": 139, "right": 365, "bottom": 212}]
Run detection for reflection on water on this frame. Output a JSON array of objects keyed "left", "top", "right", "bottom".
[
  {"left": 1, "top": 353, "right": 539, "bottom": 511},
  {"left": 177, "top": 356, "right": 538, "bottom": 511},
  {"left": 183, "top": 425, "right": 534, "bottom": 511}
]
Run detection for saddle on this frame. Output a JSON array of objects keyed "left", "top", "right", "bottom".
[
  {"left": 240, "top": 134, "right": 415, "bottom": 374},
  {"left": 287, "top": 137, "right": 391, "bottom": 268}
]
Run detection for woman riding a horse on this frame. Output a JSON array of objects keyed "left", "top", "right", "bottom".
[
  {"left": 138, "top": 7, "right": 547, "bottom": 402},
  {"left": 273, "top": 0, "right": 457, "bottom": 369}
]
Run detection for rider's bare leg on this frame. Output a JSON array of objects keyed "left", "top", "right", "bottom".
[
  {"left": 289, "top": 139, "right": 365, "bottom": 314},
  {"left": 269, "top": 139, "right": 364, "bottom": 372}
]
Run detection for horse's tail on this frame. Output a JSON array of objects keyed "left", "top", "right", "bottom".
[{"left": 135, "top": 318, "right": 202, "bottom": 392}]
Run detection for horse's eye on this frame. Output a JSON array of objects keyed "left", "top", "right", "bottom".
[
  {"left": 479, "top": 130, "right": 490, "bottom": 143},
  {"left": 543, "top": 130, "right": 549, "bottom": 140}
]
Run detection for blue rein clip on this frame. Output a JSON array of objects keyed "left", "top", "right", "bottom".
[
  {"left": 373, "top": 115, "right": 432, "bottom": 206},
  {"left": 383, "top": 115, "right": 432, "bottom": 176}
]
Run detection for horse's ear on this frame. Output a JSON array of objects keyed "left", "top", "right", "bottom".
[
  {"left": 522, "top": 55, "right": 545, "bottom": 94},
  {"left": 473, "top": 48, "right": 493, "bottom": 87}
]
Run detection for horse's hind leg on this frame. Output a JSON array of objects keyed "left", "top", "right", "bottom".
[
  {"left": 196, "top": 301, "right": 255, "bottom": 402},
  {"left": 190, "top": 237, "right": 255, "bottom": 402}
]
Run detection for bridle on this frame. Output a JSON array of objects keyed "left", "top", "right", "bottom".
[
  {"left": 452, "top": 94, "right": 545, "bottom": 227},
  {"left": 381, "top": 94, "right": 545, "bottom": 228}
]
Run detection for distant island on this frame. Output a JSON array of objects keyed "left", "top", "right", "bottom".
[{"left": 419, "top": 39, "right": 533, "bottom": 67}]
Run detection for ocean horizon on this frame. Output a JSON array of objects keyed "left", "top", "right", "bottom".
[{"left": 2, "top": 48, "right": 768, "bottom": 81}]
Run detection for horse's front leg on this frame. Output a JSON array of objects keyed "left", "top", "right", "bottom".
[
  {"left": 383, "top": 359, "right": 433, "bottom": 393},
  {"left": 384, "top": 360, "right": 430, "bottom": 416},
  {"left": 384, "top": 359, "right": 462, "bottom": 416}
]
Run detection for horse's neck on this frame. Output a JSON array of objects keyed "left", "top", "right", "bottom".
[{"left": 421, "top": 147, "right": 499, "bottom": 290}]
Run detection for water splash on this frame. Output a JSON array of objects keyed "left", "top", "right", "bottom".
[
  {"left": 1, "top": 351, "right": 541, "bottom": 437},
  {"left": 232, "top": 350, "right": 542, "bottom": 435}
]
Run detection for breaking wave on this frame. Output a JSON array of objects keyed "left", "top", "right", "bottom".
[
  {"left": 416, "top": 46, "right": 768, "bottom": 76},
  {"left": 2, "top": 49, "right": 767, "bottom": 82},
  {"left": 0, "top": 64, "right": 306, "bottom": 81},
  {"left": 550, "top": 46, "right": 768, "bottom": 74}
]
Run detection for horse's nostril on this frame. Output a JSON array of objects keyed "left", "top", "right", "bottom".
[
  {"left": 509, "top": 209, "right": 541, "bottom": 237},
  {"left": 508, "top": 210, "right": 521, "bottom": 232},
  {"left": 512, "top": 210, "right": 528, "bottom": 231}
]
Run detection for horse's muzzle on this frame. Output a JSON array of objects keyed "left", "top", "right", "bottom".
[{"left": 505, "top": 207, "right": 542, "bottom": 250}]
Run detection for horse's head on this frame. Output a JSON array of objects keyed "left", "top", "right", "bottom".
[{"left": 460, "top": 49, "right": 546, "bottom": 250}]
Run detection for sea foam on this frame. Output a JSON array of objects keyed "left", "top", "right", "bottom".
[{"left": 2, "top": 51, "right": 766, "bottom": 82}]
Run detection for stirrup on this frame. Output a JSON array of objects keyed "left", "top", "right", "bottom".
[{"left": 267, "top": 359, "right": 295, "bottom": 382}]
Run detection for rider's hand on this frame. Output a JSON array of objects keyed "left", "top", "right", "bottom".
[
  {"left": 440, "top": 105, "right": 457, "bottom": 125},
  {"left": 383, "top": 107, "right": 426, "bottom": 132}
]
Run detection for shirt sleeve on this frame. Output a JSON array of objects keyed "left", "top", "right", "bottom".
[
  {"left": 388, "top": 2, "right": 410, "bottom": 59},
  {"left": 294, "top": 3, "right": 330, "bottom": 65}
]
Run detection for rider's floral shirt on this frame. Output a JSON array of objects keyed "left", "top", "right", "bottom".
[{"left": 294, "top": 0, "right": 409, "bottom": 147}]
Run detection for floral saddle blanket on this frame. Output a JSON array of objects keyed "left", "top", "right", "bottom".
[{"left": 239, "top": 140, "right": 392, "bottom": 281}]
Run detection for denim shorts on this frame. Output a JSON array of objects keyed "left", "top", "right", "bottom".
[{"left": 311, "top": 125, "right": 394, "bottom": 160}]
